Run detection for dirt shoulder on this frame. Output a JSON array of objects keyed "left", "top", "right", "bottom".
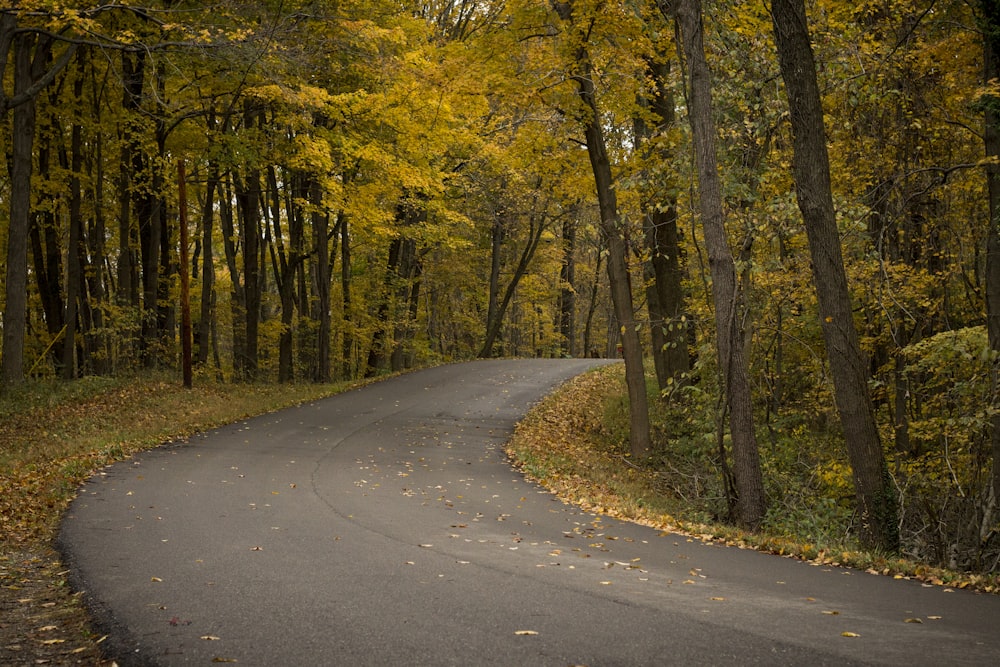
[{"left": 1, "top": 544, "right": 112, "bottom": 666}]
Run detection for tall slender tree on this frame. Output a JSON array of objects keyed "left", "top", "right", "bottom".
[
  {"left": 669, "top": 0, "right": 766, "bottom": 528},
  {"left": 770, "top": 0, "right": 899, "bottom": 551},
  {"left": 550, "top": 0, "right": 652, "bottom": 458}
]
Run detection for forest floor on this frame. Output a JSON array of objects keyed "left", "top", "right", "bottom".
[{"left": 2, "top": 364, "right": 997, "bottom": 665}]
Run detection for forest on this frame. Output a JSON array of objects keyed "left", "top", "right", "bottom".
[{"left": 1, "top": 0, "right": 999, "bottom": 575}]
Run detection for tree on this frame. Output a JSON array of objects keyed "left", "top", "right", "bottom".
[
  {"left": 981, "top": 0, "right": 1000, "bottom": 543},
  {"left": 770, "top": 0, "right": 899, "bottom": 551},
  {"left": 634, "top": 47, "right": 689, "bottom": 392},
  {"left": 550, "top": 0, "right": 652, "bottom": 458},
  {"left": 0, "top": 10, "right": 77, "bottom": 389},
  {"left": 669, "top": 0, "right": 766, "bottom": 528}
]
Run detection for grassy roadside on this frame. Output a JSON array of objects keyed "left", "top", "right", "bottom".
[
  {"left": 1, "top": 371, "right": 355, "bottom": 666},
  {"left": 506, "top": 364, "right": 1000, "bottom": 595}
]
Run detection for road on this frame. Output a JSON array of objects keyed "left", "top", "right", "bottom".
[{"left": 60, "top": 359, "right": 1000, "bottom": 666}]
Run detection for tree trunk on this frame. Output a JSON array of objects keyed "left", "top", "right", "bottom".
[
  {"left": 673, "top": 0, "right": 765, "bottom": 528},
  {"left": 479, "top": 209, "right": 547, "bottom": 358},
  {"left": 312, "top": 178, "right": 332, "bottom": 383},
  {"left": 553, "top": 0, "right": 651, "bottom": 458},
  {"left": 981, "top": 0, "right": 1000, "bottom": 540},
  {"left": 341, "top": 214, "right": 354, "bottom": 379},
  {"left": 637, "top": 53, "right": 689, "bottom": 392},
  {"left": 1, "top": 30, "right": 37, "bottom": 388},
  {"left": 771, "top": 0, "right": 899, "bottom": 551},
  {"left": 63, "top": 73, "right": 86, "bottom": 380},
  {"left": 483, "top": 204, "right": 506, "bottom": 356},
  {"left": 197, "top": 163, "right": 219, "bottom": 366},
  {"left": 559, "top": 212, "right": 577, "bottom": 357}
]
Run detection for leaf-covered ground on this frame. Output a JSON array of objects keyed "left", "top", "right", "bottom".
[{"left": 506, "top": 364, "right": 1000, "bottom": 594}]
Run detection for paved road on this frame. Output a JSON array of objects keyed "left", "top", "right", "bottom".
[{"left": 60, "top": 359, "right": 1000, "bottom": 666}]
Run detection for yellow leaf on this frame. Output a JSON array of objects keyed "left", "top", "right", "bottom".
[
  {"left": 201, "top": 635, "right": 221, "bottom": 641},
  {"left": 514, "top": 630, "right": 538, "bottom": 636},
  {"left": 841, "top": 632, "right": 860, "bottom": 638},
  {"left": 904, "top": 618, "right": 923, "bottom": 624}
]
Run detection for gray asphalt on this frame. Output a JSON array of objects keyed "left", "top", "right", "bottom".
[{"left": 59, "top": 359, "right": 1000, "bottom": 666}]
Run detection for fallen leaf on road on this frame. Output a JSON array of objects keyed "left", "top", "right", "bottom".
[
  {"left": 904, "top": 618, "right": 923, "bottom": 624},
  {"left": 201, "top": 635, "right": 221, "bottom": 641},
  {"left": 841, "top": 632, "right": 860, "bottom": 638},
  {"left": 822, "top": 610, "right": 839, "bottom": 615},
  {"left": 514, "top": 630, "right": 538, "bottom": 636}
]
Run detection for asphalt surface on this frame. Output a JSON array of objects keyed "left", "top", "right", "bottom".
[{"left": 60, "top": 359, "right": 1000, "bottom": 666}]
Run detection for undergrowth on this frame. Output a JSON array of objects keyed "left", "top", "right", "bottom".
[{"left": 506, "top": 363, "right": 1000, "bottom": 594}]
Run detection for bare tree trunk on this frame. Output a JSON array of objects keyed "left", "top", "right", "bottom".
[
  {"left": 312, "top": 178, "right": 332, "bottom": 383},
  {"left": 636, "top": 53, "right": 689, "bottom": 392},
  {"left": 771, "top": 0, "right": 899, "bottom": 551},
  {"left": 559, "top": 212, "right": 577, "bottom": 357},
  {"left": 551, "top": 0, "right": 651, "bottom": 458},
  {"left": 673, "top": 0, "right": 765, "bottom": 528},
  {"left": 340, "top": 215, "right": 354, "bottom": 379},
  {"left": 479, "top": 208, "right": 547, "bottom": 358},
  {"left": 980, "top": 0, "right": 1000, "bottom": 542},
  {"left": 197, "top": 162, "right": 219, "bottom": 366},
  {"left": 1, "top": 30, "right": 37, "bottom": 387}
]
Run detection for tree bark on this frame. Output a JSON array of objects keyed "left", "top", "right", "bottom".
[
  {"left": 771, "top": 0, "right": 899, "bottom": 551},
  {"left": 479, "top": 208, "right": 547, "bottom": 358},
  {"left": 1, "top": 30, "right": 37, "bottom": 387},
  {"left": 981, "top": 0, "right": 1000, "bottom": 541},
  {"left": 559, "top": 212, "right": 577, "bottom": 357},
  {"left": 552, "top": 0, "right": 651, "bottom": 458},
  {"left": 673, "top": 0, "right": 765, "bottom": 528},
  {"left": 312, "top": 178, "right": 332, "bottom": 383},
  {"left": 637, "top": 53, "right": 689, "bottom": 392},
  {"left": 341, "top": 214, "right": 354, "bottom": 379}
]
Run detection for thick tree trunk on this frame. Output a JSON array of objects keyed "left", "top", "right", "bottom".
[
  {"left": 674, "top": 0, "right": 765, "bottom": 528},
  {"left": 981, "top": 0, "right": 1000, "bottom": 539},
  {"left": 771, "top": 0, "right": 899, "bottom": 551},
  {"left": 1, "top": 32, "right": 36, "bottom": 388}
]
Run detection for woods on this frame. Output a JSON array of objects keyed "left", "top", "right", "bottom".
[{"left": 0, "top": 1, "right": 997, "bottom": 572}]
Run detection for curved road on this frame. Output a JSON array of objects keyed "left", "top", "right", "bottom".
[{"left": 60, "top": 359, "right": 1000, "bottom": 666}]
